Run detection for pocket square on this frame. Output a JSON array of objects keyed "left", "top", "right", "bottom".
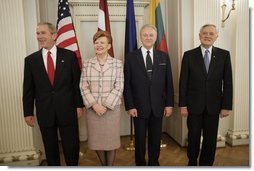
[{"left": 159, "top": 63, "right": 166, "bottom": 66}]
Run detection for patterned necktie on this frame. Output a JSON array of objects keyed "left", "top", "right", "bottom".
[
  {"left": 146, "top": 50, "right": 153, "bottom": 80},
  {"left": 204, "top": 49, "right": 210, "bottom": 73},
  {"left": 47, "top": 51, "right": 55, "bottom": 85}
]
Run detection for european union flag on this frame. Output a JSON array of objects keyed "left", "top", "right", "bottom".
[{"left": 125, "top": 0, "right": 137, "bottom": 55}]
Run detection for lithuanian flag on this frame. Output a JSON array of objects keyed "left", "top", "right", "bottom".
[{"left": 149, "top": 0, "right": 168, "bottom": 54}]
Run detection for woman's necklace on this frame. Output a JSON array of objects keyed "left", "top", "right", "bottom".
[{"left": 97, "top": 54, "right": 108, "bottom": 66}]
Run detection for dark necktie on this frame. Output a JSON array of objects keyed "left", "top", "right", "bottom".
[
  {"left": 146, "top": 50, "right": 153, "bottom": 80},
  {"left": 47, "top": 51, "right": 55, "bottom": 85},
  {"left": 204, "top": 49, "right": 209, "bottom": 73}
]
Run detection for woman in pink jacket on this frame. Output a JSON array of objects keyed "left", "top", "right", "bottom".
[{"left": 80, "top": 31, "right": 124, "bottom": 166}]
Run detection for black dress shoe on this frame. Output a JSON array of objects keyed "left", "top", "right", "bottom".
[{"left": 188, "top": 160, "right": 197, "bottom": 166}]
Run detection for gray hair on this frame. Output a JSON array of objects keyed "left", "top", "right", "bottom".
[
  {"left": 200, "top": 24, "right": 219, "bottom": 34},
  {"left": 140, "top": 24, "right": 157, "bottom": 34},
  {"left": 37, "top": 22, "right": 57, "bottom": 34}
]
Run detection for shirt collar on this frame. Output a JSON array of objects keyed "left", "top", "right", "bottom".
[
  {"left": 200, "top": 46, "right": 212, "bottom": 55},
  {"left": 141, "top": 46, "right": 153, "bottom": 57},
  {"left": 42, "top": 45, "right": 57, "bottom": 57}
]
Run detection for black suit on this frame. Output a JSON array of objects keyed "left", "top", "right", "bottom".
[
  {"left": 23, "top": 47, "right": 84, "bottom": 165},
  {"left": 124, "top": 48, "right": 174, "bottom": 166},
  {"left": 179, "top": 46, "right": 233, "bottom": 166}
]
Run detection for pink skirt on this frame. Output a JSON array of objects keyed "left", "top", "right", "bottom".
[{"left": 85, "top": 105, "right": 121, "bottom": 150}]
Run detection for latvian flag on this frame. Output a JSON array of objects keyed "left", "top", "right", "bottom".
[{"left": 98, "top": 0, "right": 114, "bottom": 57}]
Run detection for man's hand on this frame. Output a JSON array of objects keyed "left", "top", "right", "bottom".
[
  {"left": 220, "top": 109, "right": 230, "bottom": 118},
  {"left": 128, "top": 108, "right": 138, "bottom": 117},
  {"left": 180, "top": 107, "right": 188, "bottom": 117},
  {"left": 164, "top": 107, "right": 173, "bottom": 117},
  {"left": 77, "top": 108, "right": 84, "bottom": 119},
  {"left": 25, "top": 116, "right": 35, "bottom": 127}
]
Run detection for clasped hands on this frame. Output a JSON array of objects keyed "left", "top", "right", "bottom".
[{"left": 92, "top": 103, "right": 107, "bottom": 116}]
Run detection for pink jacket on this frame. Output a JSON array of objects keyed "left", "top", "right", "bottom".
[{"left": 80, "top": 56, "right": 124, "bottom": 110}]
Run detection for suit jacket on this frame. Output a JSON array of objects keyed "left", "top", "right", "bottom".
[
  {"left": 80, "top": 56, "right": 124, "bottom": 110},
  {"left": 124, "top": 48, "right": 174, "bottom": 118},
  {"left": 179, "top": 46, "right": 233, "bottom": 114},
  {"left": 23, "top": 47, "right": 84, "bottom": 127}
]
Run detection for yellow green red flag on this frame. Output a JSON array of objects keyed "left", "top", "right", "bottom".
[{"left": 149, "top": 0, "right": 168, "bottom": 54}]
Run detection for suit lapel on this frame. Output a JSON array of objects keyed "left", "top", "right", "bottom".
[
  {"left": 207, "top": 47, "right": 217, "bottom": 78},
  {"left": 54, "top": 48, "right": 65, "bottom": 87},
  {"left": 35, "top": 49, "right": 53, "bottom": 86},
  {"left": 152, "top": 50, "right": 159, "bottom": 80},
  {"left": 196, "top": 47, "right": 207, "bottom": 76},
  {"left": 101, "top": 57, "right": 114, "bottom": 73},
  {"left": 136, "top": 49, "right": 147, "bottom": 76},
  {"left": 90, "top": 57, "right": 101, "bottom": 72}
]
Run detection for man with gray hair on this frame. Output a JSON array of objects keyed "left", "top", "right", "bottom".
[
  {"left": 179, "top": 24, "right": 233, "bottom": 166},
  {"left": 124, "top": 24, "right": 174, "bottom": 166}
]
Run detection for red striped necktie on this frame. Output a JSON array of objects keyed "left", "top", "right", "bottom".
[{"left": 47, "top": 51, "right": 55, "bottom": 85}]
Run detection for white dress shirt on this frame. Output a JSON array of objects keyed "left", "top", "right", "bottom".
[{"left": 141, "top": 46, "right": 154, "bottom": 67}]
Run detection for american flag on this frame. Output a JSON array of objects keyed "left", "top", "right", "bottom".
[
  {"left": 56, "top": 0, "right": 82, "bottom": 68},
  {"left": 98, "top": 0, "right": 114, "bottom": 57}
]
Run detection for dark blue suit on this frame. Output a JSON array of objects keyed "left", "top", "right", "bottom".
[
  {"left": 124, "top": 48, "right": 174, "bottom": 165},
  {"left": 23, "top": 47, "right": 83, "bottom": 165},
  {"left": 179, "top": 46, "right": 233, "bottom": 165}
]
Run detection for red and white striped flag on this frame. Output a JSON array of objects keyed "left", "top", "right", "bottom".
[
  {"left": 56, "top": 0, "right": 82, "bottom": 69},
  {"left": 98, "top": 0, "right": 114, "bottom": 57}
]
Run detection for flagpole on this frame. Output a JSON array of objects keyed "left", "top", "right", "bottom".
[
  {"left": 160, "top": 139, "right": 167, "bottom": 148},
  {"left": 124, "top": 117, "right": 135, "bottom": 151},
  {"left": 124, "top": 0, "right": 137, "bottom": 151}
]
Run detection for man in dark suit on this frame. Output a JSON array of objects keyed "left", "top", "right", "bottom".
[
  {"left": 22, "top": 22, "right": 84, "bottom": 166},
  {"left": 124, "top": 24, "right": 174, "bottom": 166},
  {"left": 179, "top": 24, "right": 233, "bottom": 166}
]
